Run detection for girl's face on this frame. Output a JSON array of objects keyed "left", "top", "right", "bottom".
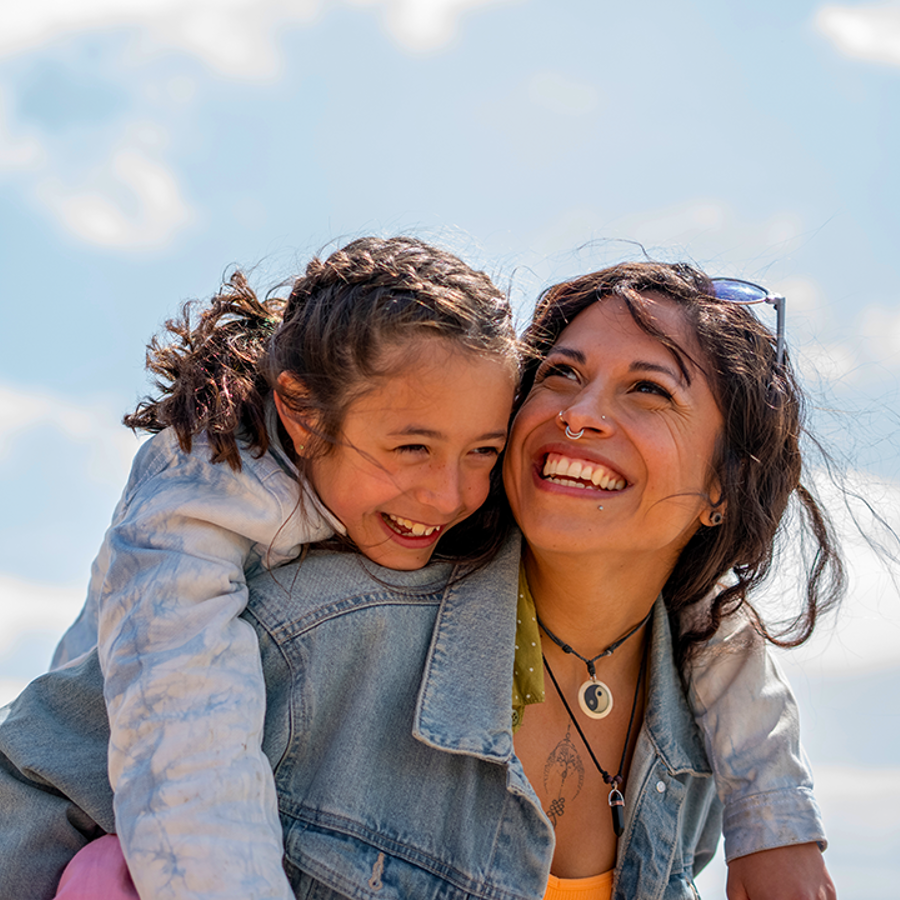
[
  {"left": 286, "top": 340, "right": 516, "bottom": 571},
  {"left": 503, "top": 294, "right": 723, "bottom": 569}
]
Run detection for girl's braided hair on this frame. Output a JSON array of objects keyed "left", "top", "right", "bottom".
[{"left": 125, "top": 236, "right": 520, "bottom": 563}]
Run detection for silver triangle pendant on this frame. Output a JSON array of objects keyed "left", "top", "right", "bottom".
[{"left": 577, "top": 678, "right": 614, "bottom": 719}]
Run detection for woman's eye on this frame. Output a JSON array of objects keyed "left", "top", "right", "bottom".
[
  {"left": 633, "top": 380, "right": 673, "bottom": 400},
  {"left": 395, "top": 444, "right": 428, "bottom": 454}
]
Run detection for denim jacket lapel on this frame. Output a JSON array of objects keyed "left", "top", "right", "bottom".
[{"left": 413, "top": 532, "right": 522, "bottom": 763}]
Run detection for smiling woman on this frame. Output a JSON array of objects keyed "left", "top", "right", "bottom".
[{"left": 506, "top": 261, "right": 842, "bottom": 894}]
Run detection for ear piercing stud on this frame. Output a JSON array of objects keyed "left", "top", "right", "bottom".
[{"left": 709, "top": 511, "right": 724, "bottom": 526}]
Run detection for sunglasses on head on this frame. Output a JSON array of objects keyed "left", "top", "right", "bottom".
[{"left": 710, "top": 278, "right": 786, "bottom": 367}]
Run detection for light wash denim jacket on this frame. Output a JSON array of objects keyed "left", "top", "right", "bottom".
[
  {"left": 0, "top": 535, "right": 825, "bottom": 900},
  {"left": 49, "top": 415, "right": 342, "bottom": 900}
]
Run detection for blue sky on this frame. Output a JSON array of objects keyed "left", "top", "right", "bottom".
[{"left": 1, "top": 1, "right": 899, "bottom": 896}]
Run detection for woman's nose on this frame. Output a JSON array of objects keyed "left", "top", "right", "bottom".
[{"left": 558, "top": 401, "right": 612, "bottom": 439}]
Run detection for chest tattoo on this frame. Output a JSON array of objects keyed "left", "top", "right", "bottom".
[{"left": 542, "top": 724, "right": 585, "bottom": 826}]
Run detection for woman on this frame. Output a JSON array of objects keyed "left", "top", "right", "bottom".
[
  {"left": 504, "top": 262, "right": 839, "bottom": 897},
  {"left": 0, "top": 261, "right": 837, "bottom": 899}
]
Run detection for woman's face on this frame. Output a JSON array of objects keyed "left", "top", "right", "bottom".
[{"left": 503, "top": 293, "right": 724, "bottom": 568}]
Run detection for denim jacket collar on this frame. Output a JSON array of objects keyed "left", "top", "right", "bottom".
[
  {"left": 413, "top": 532, "right": 522, "bottom": 764},
  {"left": 642, "top": 599, "right": 713, "bottom": 778}
]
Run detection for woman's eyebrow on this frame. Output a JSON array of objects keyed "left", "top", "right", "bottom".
[{"left": 630, "top": 360, "right": 691, "bottom": 386}]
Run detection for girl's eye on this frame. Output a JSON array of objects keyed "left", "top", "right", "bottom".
[
  {"left": 632, "top": 380, "right": 674, "bottom": 401},
  {"left": 395, "top": 444, "right": 428, "bottom": 454},
  {"left": 471, "top": 445, "right": 502, "bottom": 458}
]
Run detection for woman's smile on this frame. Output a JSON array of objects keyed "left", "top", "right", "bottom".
[{"left": 540, "top": 452, "right": 628, "bottom": 492}]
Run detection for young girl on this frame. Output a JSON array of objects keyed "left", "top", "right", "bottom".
[
  {"left": 49, "top": 236, "right": 521, "bottom": 900},
  {"left": 6, "top": 239, "right": 826, "bottom": 900}
]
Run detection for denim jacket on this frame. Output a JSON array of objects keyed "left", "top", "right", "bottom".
[{"left": 0, "top": 534, "right": 825, "bottom": 900}]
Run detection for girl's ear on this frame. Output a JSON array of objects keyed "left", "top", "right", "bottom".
[{"left": 274, "top": 373, "right": 316, "bottom": 456}]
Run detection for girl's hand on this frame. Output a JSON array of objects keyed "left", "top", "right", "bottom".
[{"left": 726, "top": 843, "right": 837, "bottom": 900}]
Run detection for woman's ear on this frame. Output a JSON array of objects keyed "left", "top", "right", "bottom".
[
  {"left": 274, "top": 373, "right": 315, "bottom": 456},
  {"left": 700, "top": 473, "right": 725, "bottom": 528},
  {"left": 701, "top": 508, "right": 725, "bottom": 528}
]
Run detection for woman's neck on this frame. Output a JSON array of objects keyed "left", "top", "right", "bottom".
[{"left": 522, "top": 544, "right": 670, "bottom": 656}]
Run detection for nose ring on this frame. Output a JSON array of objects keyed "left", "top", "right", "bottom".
[{"left": 559, "top": 410, "right": 584, "bottom": 440}]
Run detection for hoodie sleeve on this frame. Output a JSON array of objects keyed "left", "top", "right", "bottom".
[
  {"left": 95, "top": 429, "right": 332, "bottom": 900},
  {"left": 685, "top": 605, "right": 827, "bottom": 862}
]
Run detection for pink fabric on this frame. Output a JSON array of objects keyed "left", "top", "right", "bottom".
[{"left": 55, "top": 834, "right": 138, "bottom": 900}]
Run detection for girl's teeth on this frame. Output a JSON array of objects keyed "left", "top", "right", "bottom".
[{"left": 386, "top": 515, "right": 439, "bottom": 537}]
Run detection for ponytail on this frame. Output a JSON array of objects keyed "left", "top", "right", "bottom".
[{"left": 124, "top": 271, "right": 283, "bottom": 470}]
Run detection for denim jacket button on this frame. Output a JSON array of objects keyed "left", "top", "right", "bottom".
[{"left": 655, "top": 780, "right": 666, "bottom": 793}]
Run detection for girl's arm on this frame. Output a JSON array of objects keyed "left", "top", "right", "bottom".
[
  {"left": 94, "top": 429, "right": 331, "bottom": 900},
  {"left": 685, "top": 608, "right": 833, "bottom": 900}
]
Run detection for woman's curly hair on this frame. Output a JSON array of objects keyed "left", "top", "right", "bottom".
[{"left": 519, "top": 261, "right": 845, "bottom": 669}]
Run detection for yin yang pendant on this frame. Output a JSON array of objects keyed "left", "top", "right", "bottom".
[{"left": 577, "top": 678, "right": 613, "bottom": 719}]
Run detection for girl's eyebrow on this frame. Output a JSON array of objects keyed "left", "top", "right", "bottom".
[
  {"left": 546, "top": 346, "right": 585, "bottom": 364},
  {"left": 389, "top": 426, "right": 507, "bottom": 441}
]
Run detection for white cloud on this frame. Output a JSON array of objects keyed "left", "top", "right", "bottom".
[
  {"left": 815, "top": 3, "right": 900, "bottom": 67},
  {"left": 0, "top": 382, "right": 142, "bottom": 484},
  {"left": 349, "top": 0, "right": 521, "bottom": 51},
  {"left": 1, "top": 0, "right": 321, "bottom": 80},
  {"left": 0, "top": 0, "right": 520, "bottom": 74},
  {"left": 37, "top": 147, "right": 192, "bottom": 247}
]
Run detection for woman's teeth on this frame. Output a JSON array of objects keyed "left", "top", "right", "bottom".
[
  {"left": 384, "top": 514, "right": 441, "bottom": 537},
  {"left": 542, "top": 454, "right": 627, "bottom": 491}
]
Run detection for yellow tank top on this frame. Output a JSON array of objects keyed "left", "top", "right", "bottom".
[{"left": 543, "top": 870, "right": 614, "bottom": 900}]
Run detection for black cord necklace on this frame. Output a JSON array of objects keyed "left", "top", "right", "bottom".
[
  {"left": 542, "top": 639, "right": 648, "bottom": 838},
  {"left": 536, "top": 609, "right": 652, "bottom": 720}
]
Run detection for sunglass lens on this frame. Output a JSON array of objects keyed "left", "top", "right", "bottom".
[{"left": 711, "top": 279, "right": 769, "bottom": 304}]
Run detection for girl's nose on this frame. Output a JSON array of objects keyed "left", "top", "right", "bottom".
[{"left": 414, "top": 465, "right": 466, "bottom": 517}]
